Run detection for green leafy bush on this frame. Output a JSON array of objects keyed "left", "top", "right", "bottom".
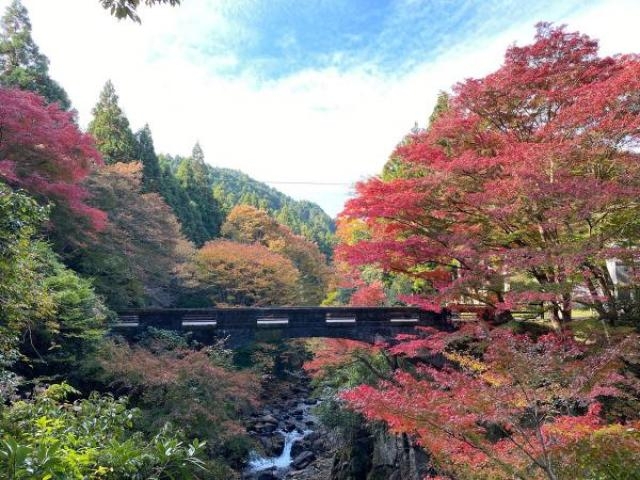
[
  {"left": 0, "top": 383, "right": 213, "bottom": 479},
  {"left": 1, "top": 183, "right": 109, "bottom": 389}
]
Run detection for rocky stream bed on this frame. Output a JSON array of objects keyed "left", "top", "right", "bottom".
[
  {"left": 239, "top": 359, "right": 434, "bottom": 480},
  {"left": 242, "top": 373, "right": 335, "bottom": 480}
]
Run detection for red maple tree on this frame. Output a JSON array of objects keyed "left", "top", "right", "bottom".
[
  {"left": 0, "top": 87, "right": 106, "bottom": 231},
  {"left": 341, "top": 326, "right": 640, "bottom": 479},
  {"left": 338, "top": 24, "right": 640, "bottom": 324}
]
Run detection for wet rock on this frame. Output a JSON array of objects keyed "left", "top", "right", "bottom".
[
  {"left": 260, "top": 414, "right": 279, "bottom": 424},
  {"left": 331, "top": 429, "right": 373, "bottom": 480},
  {"left": 255, "top": 423, "right": 277, "bottom": 435},
  {"left": 312, "top": 437, "right": 328, "bottom": 454},
  {"left": 260, "top": 434, "right": 285, "bottom": 457},
  {"left": 256, "top": 469, "right": 279, "bottom": 480},
  {"left": 291, "top": 451, "right": 316, "bottom": 470},
  {"left": 290, "top": 439, "right": 305, "bottom": 458},
  {"left": 284, "top": 456, "right": 334, "bottom": 479},
  {"left": 304, "top": 431, "right": 321, "bottom": 443}
]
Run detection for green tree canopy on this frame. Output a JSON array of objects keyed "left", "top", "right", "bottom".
[
  {"left": 174, "top": 144, "right": 223, "bottom": 244},
  {"left": 100, "top": 0, "right": 180, "bottom": 23},
  {"left": 0, "top": 0, "right": 70, "bottom": 109},
  {"left": 88, "top": 80, "right": 137, "bottom": 164},
  {"left": 135, "top": 123, "right": 162, "bottom": 193}
]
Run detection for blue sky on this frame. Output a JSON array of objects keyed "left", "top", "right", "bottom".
[
  {"left": 181, "top": 0, "right": 587, "bottom": 78},
  {"left": 3, "top": 0, "right": 640, "bottom": 216}
]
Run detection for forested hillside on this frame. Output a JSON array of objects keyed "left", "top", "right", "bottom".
[{"left": 159, "top": 155, "right": 335, "bottom": 258}]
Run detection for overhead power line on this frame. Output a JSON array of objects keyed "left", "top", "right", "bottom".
[{"left": 261, "top": 180, "right": 353, "bottom": 186}]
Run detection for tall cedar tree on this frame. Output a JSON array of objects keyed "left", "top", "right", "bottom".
[
  {"left": 88, "top": 80, "right": 137, "bottom": 164},
  {"left": 0, "top": 88, "right": 106, "bottom": 246},
  {"left": 156, "top": 156, "right": 206, "bottom": 243},
  {"left": 338, "top": 24, "right": 640, "bottom": 324},
  {"left": 135, "top": 124, "right": 162, "bottom": 192},
  {"left": 0, "top": 0, "right": 70, "bottom": 109},
  {"left": 174, "top": 143, "right": 222, "bottom": 245}
]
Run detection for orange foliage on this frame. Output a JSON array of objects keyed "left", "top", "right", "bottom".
[
  {"left": 190, "top": 239, "right": 301, "bottom": 306},
  {"left": 222, "top": 205, "right": 330, "bottom": 304},
  {"left": 73, "top": 161, "right": 193, "bottom": 307}
]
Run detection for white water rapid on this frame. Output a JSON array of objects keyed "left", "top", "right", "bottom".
[{"left": 248, "top": 429, "right": 307, "bottom": 473}]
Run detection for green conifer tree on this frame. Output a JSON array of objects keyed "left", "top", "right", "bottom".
[
  {"left": 135, "top": 124, "right": 162, "bottom": 192},
  {"left": 428, "top": 90, "right": 450, "bottom": 127},
  {"left": 0, "top": 0, "right": 70, "bottom": 109},
  {"left": 174, "top": 143, "right": 223, "bottom": 244},
  {"left": 88, "top": 80, "right": 137, "bottom": 164}
]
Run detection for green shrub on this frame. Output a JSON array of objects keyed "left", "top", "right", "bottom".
[{"left": 0, "top": 383, "right": 213, "bottom": 479}]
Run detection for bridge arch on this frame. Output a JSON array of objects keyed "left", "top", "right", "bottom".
[{"left": 114, "top": 307, "right": 452, "bottom": 348}]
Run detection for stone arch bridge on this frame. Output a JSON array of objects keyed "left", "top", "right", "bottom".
[{"left": 114, "top": 307, "right": 452, "bottom": 348}]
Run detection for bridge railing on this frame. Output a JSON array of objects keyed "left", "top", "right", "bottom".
[{"left": 114, "top": 306, "right": 450, "bottom": 331}]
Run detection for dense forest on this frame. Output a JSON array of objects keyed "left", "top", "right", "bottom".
[
  {"left": 159, "top": 156, "right": 336, "bottom": 258},
  {"left": 1, "top": 1, "right": 639, "bottom": 479},
  {"left": 0, "top": 1, "right": 332, "bottom": 477}
]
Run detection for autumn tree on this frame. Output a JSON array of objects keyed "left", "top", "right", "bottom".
[
  {"left": 0, "top": 88, "right": 106, "bottom": 244},
  {"left": 222, "top": 204, "right": 282, "bottom": 245},
  {"left": 339, "top": 24, "right": 640, "bottom": 324},
  {"left": 67, "top": 162, "right": 193, "bottom": 309},
  {"left": 222, "top": 204, "right": 331, "bottom": 305},
  {"left": 0, "top": 0, "right": 70, "bottom": 109},
  {"left": 184, "top": 239, "right": 301, "bottom": 306},
  {"left": 97, "top": 335, "right": 259, "bottom": 458},
  {"left": 326, "top": 215, "right": 419, "bottom": 306},
  {"left": 342, "top": 326, "right": 640, "bottom": 480},
  {"left": 87, "top": 80, "right": 137, "bottom": 164}
]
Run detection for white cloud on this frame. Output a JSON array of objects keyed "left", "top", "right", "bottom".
[{"left": 2, "top": 0, "right": 640, "bottom": 217}]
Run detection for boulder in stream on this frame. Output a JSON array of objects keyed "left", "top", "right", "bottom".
[
  {"left": 260, "top": 434, "right": 285, "bottom": 457},
  {"left": 291, "top": 451, "right": 316, "bottom": 470}
]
